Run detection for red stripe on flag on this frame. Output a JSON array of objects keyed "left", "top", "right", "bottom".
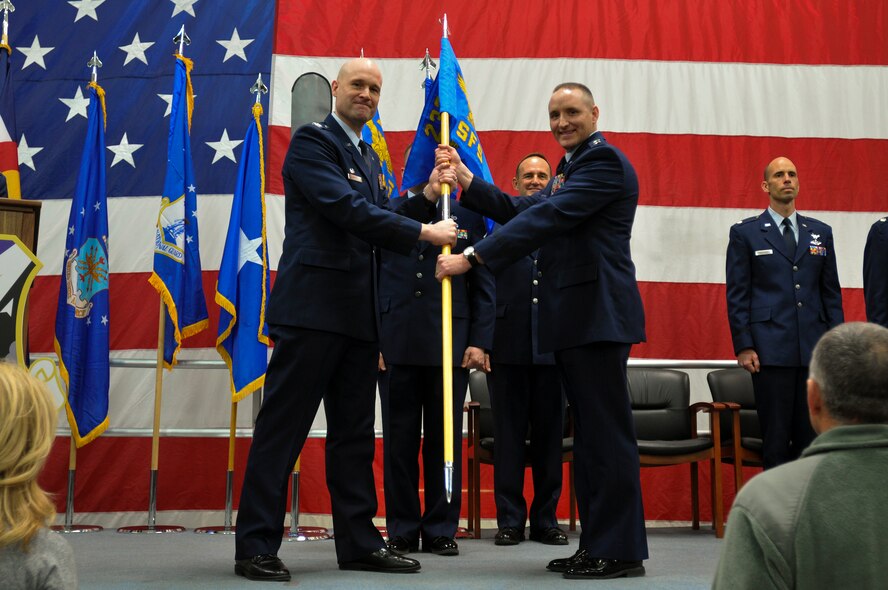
[
  {"left": 41, "top": 435, "right": 737, "bottom": 521},
  {"left": 269, "top": 125, "right": 888, "bottom": 212},
  {"left": 30, "top": 274, "right": 862, "bottom": 359},
  {"left": 0, "top": 140, "right": 17, "bottom": 171},
  {"left": 28, "top": 271, "right": 276, "bottom": 353},
  {"left": 275, "top": 1, "right": 888, "bottom": 65}
]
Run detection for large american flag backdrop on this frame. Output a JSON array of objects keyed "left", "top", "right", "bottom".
[{"left": 27, "top": 1, "right": 885, "bottom": 525}]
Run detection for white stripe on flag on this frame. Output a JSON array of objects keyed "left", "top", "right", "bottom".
[{"left": 270, "top": 55, "right": 888, "bottom": 139}]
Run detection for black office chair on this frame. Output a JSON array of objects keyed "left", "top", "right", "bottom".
[
  {"left": 627, "top": 367, "right": 728, "bottom": 538},
  {"left": 706, "top": 368, "right": 764, "bottom": 490},
  {"left": 465, "top": 370, "right": 576, "bottom": 538}
]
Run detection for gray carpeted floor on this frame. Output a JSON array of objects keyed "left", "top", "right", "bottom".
[{"left": 64, "top": 526, "right": 720, "bottom": 589}]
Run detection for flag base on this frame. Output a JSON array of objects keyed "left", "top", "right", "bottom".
[
  {"left": 117, "top": 525, "right": 186, "bottom": 534},
  {"left": 284, "top": 526, "right": 332, "bottom": 541},
  {"left": 51, "top": 524, "right": 103, "bottom": 534}
]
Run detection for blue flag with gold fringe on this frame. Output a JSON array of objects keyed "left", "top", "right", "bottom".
[
  {"left": 362, "top": 110, "right": 398, "bottom": 199},
  {"left": 149, "top": 55, "right": 208, "bottom": 368},
  {"left": 54, "top": 82, "right": 110, "bottom": 447},
  {"left": 402, "top": 37, "right": 493, "bottom": 194},
  {"left": 216, "top": 103, "right": 270, "bottom": 402}
]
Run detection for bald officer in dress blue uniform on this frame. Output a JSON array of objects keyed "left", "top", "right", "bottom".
[
  {"left": 378, "top": 184, "right": 494, "bottom": 557},
  {"left": 726, "top": 157, "right": 844, "bottom": 469},
  {"left": 487, "top": 154, "right": 568, "bottom": 548},
  {"left": 864, "top": 216, "right": 888, "bottom": 328},
  {"left": 233, "top": 58, "right": 457, "bottom": 582},
  {"left": 434, "top": 83, "right": 648, "bottom": 580}
]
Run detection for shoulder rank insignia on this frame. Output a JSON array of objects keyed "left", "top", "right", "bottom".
[{"left": 311, "top": 121, "right": 327, "bottom": 129}]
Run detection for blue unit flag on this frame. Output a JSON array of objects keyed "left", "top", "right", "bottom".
[
  {"left": 362, "top": 109, "right": 398, "bottom": 199},
  {"left": 216, "top": 102, "right": 270, "bottom": 402},
  {"left": 149, "top": 55, "right": 208, "bottom": 368},
  {"left": 402, "top": 37, "right": 494, "bottom": 197},
  {"left": 54, "top": 82, "right": 110, "bottom": 447}
]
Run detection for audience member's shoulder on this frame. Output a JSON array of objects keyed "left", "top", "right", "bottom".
[
  {"left": 33, "top": 529, "right": 77, "bottom": 589},
  {"left": 732, "top": 455, "right": 827, "bottom": 521},
  {"left": 37, "top": 528, "right": 75, "bottom": 555}
]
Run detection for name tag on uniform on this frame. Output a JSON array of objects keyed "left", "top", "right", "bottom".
[
  {"left": 754, "top": 249, "right": 773, "bottom": 256},
  {"left": 347, "top": 173, "right": 363, "bottom": 183}
]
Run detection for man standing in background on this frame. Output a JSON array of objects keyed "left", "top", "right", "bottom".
[
  {"left": 378, "top": 148, "right": 495, "bottom": 558},
  {"left": 487, "top": 154, "right": 568, "bottom": 548},
  {"left": 725, "top": 157, "right": 843, "bottom": 469},
  {"left": 863, "top": 216, "right": 888, "bottom": 327}
]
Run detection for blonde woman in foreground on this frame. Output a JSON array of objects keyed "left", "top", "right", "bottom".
[{"left": 0, "top": 362, "right": 77, "bottom": 589}]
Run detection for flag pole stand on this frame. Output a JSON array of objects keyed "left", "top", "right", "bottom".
[
  {"left": 284, "top": 455, "right": 331, "bottom": 541},
  {"left": 195, "top": 402, "right": 239, "bottom": 534},
  {"left": 51, "top": 436, "right": 102, "bottom": 534},
  {"left": 119, "top": 300, "right": 184, "bottom": 534}
]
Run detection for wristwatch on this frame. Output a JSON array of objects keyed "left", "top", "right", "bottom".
[{"left": 462, "top": 246, "right": 479, "bottom": 267}]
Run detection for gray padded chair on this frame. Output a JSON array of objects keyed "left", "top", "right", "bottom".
[
  {"left": 706, "top": 368, "right": 764, "bottom": 490},
  {"left": 627, "top": 367, "right": 727, "bottom": 538},
  {"left": 465, "top": 370, "right": 576, "bottom": 538}
]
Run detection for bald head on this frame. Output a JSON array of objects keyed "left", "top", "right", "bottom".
[
  {"left": 761, "top": 156, "right": 799, "bottom": 211},
  {"left": 332, "top": 58, "right": 382, "bottom": 133},
  {"left": 763, "top": 157, "right": 796, "bottom": 181}
]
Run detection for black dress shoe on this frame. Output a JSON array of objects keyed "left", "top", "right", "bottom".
[
  {"left": 494, "top": 527, "right": 525, "bottom": 546},
  {"left": 386, "top": 536, "right": 418, "bottom": 556},
  {"left": 547, "top": 548, "right": 591, "bottom": 572},
  {"left": 234, "top": 554, "right": 291, "bottom": 581},
  {"left": 424, "top": 536, "right": 459, "bottom": 556},
  {"left": 530, "top": 526, "right": 569, "bottom": 545},
  {"left": 563, "top": 558, "right": 645, "bottom": 579},
  {"left": 339, "top": 548, "right": 421, "bottom": 573}
]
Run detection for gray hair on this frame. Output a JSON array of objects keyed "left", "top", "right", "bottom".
[{"left": 809, "top": 322, "right": 888, "bottom": 424}]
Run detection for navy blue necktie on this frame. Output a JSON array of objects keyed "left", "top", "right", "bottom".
[
  {"left": 782, "top": 218, "right": 796, "bottom": 254},
  {"left": 359, "top": 141, "right": 373, "bottom": 171}
]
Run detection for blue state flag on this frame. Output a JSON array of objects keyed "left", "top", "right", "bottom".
[
  {"left": 402, "top": 37, "right": 494, "bottom": 197},
  {"left": 54, "top": 82, "right": 110, "bottom": 447},
  {"left": 149, "top": 55, "right": 208, "bottom": 368},
  {"left": 216, "top": 103, "right": 270, "bottom": 402},
  {"left": 362, "top": 110, "right": 398, "bottom": 199}
]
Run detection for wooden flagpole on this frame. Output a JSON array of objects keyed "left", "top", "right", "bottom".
[
  {"left": 118, "top": 299, "right": 184, "bottom": 533},
  {"left": 439, "top": 14, "right": 455, "bottom": 504}
]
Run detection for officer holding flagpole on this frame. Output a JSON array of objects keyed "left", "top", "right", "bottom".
[
  {"left": 434, "top": 82, "right": 648, "bottom": 580},
  {"left": 234, "top": 57, "right": 456, "bottom": 582}
]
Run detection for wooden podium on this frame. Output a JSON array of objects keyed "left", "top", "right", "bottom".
[
  {"left": 0, "top": 197, "right": 41, "bottom": 252},
  {"left": 0, "top": 197, "right": 42, "bottom": 366}
]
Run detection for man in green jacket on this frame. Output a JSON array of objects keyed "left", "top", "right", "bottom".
[{"left": 713, "top": 321, "right": 888, "bottom": 589}]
